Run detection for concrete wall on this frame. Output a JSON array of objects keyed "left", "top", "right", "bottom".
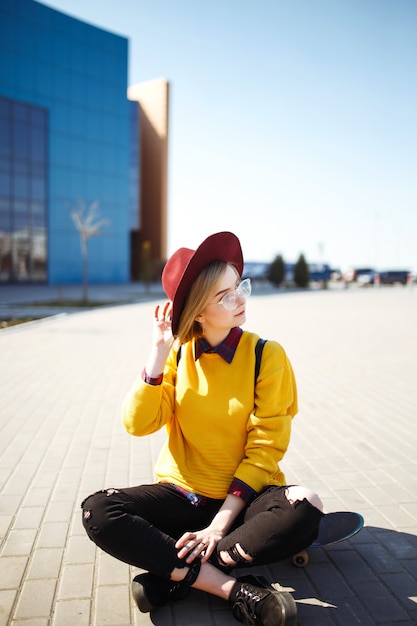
[{"left": 128, "top": 79, "right": 169, "bottom": 267}]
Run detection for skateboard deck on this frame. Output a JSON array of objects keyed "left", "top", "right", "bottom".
[{"left": 292, "top": 511, "right": 364, "bottom": 567}]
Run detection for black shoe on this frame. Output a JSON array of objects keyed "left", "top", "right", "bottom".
[
  {"left": 231, "top": 577, "right": 297, "bottom": 626},
  {"left": 131, "top": 572, "right": 190, "bottom": 613}
]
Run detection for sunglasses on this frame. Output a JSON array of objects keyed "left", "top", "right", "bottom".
[{"left": 212, "top": 278, "right": 252, "bottom": 311}]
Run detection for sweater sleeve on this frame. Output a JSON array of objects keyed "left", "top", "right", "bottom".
[
  {"left": 234, "top": 340, "right": 297, "bottom": 491},
  {"left": 121, "top": 347, "right": 179, "bottom": 436}
]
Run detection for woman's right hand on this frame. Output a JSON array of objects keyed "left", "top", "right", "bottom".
[
  {"left": 143, "top": 302, "right": 175, "bottom": 380},
  {"left": 152, "top": 301, "right": 174, "bottom": 349}
]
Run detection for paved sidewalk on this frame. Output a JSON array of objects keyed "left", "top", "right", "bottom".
[
  {"left": 0, "top": 283, "right": 166, "bottom": 321},
  {"left": 1, "top": 286, "right": 417, "bottom": 625}
]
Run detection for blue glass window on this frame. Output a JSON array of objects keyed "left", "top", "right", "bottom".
[
  {"left": 0, "top": 171, "right": 11, "bottom": 196},
  {"left": 0, "top": 119, "right": 11, "bottom": 157},
  {"left": 0, "top": 95, "right": 48, "bottom": 283}
]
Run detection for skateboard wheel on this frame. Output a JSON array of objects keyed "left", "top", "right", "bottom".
[{"left": 292, "top": 550, "right": 308, "bottom": 567}]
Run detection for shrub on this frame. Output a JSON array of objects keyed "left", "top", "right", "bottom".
[
  {"left": 268, "top": 254, "right": 285, "bottom": 286},
  {"left": 294, "top": 254, "right": 310, "bottom": 287}
]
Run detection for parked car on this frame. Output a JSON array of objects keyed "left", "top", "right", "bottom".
[
  {"left": 377, "top": 270, "right": 409, "bottom": 285},
  {"left": 355, "top": 268, "right": 377, "bottom": 285},
  {"left": 308, "top": 263, "right": 331, "bottom": 282}
]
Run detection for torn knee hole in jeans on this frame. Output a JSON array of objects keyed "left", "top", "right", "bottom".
[
  {"left": 82, "top": 508, "right": 100, "bottom": 534},
  {"left": 219, "top": 543, "right": 254, "bottom": 566},
  {"left": 81, "top": 488, "right": 120, "bottom": 509},
  {"left": 81, "top": 488, "right": 120, "bottom": 535},
  {"left": 285, "top": 486, "right": 324, "bottom": 512}
]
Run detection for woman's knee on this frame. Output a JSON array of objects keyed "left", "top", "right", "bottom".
[
  {"left": 286, "top": 486, "right": 324, "bottom": 512},
  {"left": 81, "top": 488, "right": 122, "bottom": 539}
]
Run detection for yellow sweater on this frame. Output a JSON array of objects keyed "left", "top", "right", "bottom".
[{"left": 122, "top": 331, "right": 298, "bottom": 499}]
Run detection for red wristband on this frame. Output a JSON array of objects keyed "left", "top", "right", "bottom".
[{"left": 141, "top": 368, "right": 163, "bottom": 386}]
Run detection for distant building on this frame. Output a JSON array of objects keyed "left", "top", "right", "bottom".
[
  {"left": 128, "top": 79, "right": 169, "bottom": 281},
  {"left": 0, "top": 0, "right": 168, "bottom": 284}
]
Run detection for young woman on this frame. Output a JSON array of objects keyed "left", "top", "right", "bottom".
[{"left": 81, "top": 231, "right": 324, "bottom": 626}]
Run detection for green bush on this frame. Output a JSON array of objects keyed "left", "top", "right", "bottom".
[
  {"left": 268, "top": 254, "right": 285, "bottom": 286},
  {"left": 294, "top": 254, "right": 310, "bottom": 287}
]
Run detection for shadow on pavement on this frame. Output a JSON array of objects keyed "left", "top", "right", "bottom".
[{"left": 144, "top": 526, "right": 417, "bottom": 625}]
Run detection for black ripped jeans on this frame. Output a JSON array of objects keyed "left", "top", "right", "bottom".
[{"left": 81, "top": 483, "right": 323, "bottom": 580}]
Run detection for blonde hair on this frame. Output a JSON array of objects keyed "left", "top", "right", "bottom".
[{"left": 175, "top": 261, "right": 239, "bottom": 344}]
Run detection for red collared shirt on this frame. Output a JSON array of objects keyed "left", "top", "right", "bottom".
[{"left": 194, "top": 326, "right": 243, "bottom": 362}]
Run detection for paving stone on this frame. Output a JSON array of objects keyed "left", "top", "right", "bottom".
[
  {"left": 21, "top": 487, "right": 52, "bottom": 508},
  {"left": 350, "top": 579, "right": 409, "bottom": 623},
  {"left": 97, "top": 552, "right": 131, "bottom": 586},
  {"left": 380, "top": 571, "right": 417, "bottom": 615},
  {"left": 0, "top": 555, "right": 27, "bottom": 589},
  {"left": 51, "top": 599, "right": 91, "bottom": 626},
  {"left": 359, "top": 542, "right": 405, "bottom": 574},
  {"left": 35, "top": 522, "right": 68, "bottom": 549},
  {"left": 0, "top": 590, "right": 17, "bottom": 626},
  {"left": 0, "top": 514, "right": 14, "bottom": 542},
  {"left": 26, "top": 548, "right": 63, "bottom": 580},
  {"left": 12, "top": 507, "right": 44, "bottom": 530},
  {"left": 13, "top": 579, "right": 56, "bottom": 619},
  {"left": 64, "top": 534, "right": 96, "bottom": 565},
  {"left": 1, "top": 528, "right": 37, "bottom": 557},
  {"left": 305, "top": 562, "right": 355, "bottom": 599},
  {"left": 323, "top": 549, "right": 378, "bottom": 583},
  {"left": 57, "top": 563, "right": 94, "bottom": 601},
  {"left": 43, "top": 500, "right": 75, "bottom": 524},
  {"left": 95, "top": 584, "right": 132, "bottom": 625},
  {"left": 329, "top": 597, "right": 376, "bottom": 626}
]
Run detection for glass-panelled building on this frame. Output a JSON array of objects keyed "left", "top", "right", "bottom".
[
  {"left": 0, "top": 0, "right": 135, "bottom": 284},
  {"left": 0, "top": 97, "right": 48, "bottom": 281}
]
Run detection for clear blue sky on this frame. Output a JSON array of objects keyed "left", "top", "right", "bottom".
[{"left": 41, "top": 0, "right": 417, "bottom": 270}]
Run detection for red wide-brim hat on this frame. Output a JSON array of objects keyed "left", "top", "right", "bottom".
[{"left": 162, "top": 231, "right": 244, "bottom": 335}]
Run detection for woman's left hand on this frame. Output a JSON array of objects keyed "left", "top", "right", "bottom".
[{"left": 175, "top": 528, "right": 224, "bottom": 564}]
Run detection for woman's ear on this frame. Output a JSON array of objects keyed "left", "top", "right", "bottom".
[{"left": 195, "top": 313, "right": 205, "bottom": 323}]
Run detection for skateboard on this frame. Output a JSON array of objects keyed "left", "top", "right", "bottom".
[{"left": 292, "top": 511, "right": 364, "bottom": 567}]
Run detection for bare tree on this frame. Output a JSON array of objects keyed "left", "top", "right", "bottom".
[{"left": 70, "top": 199, "right": 108, "bottom": 303}]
